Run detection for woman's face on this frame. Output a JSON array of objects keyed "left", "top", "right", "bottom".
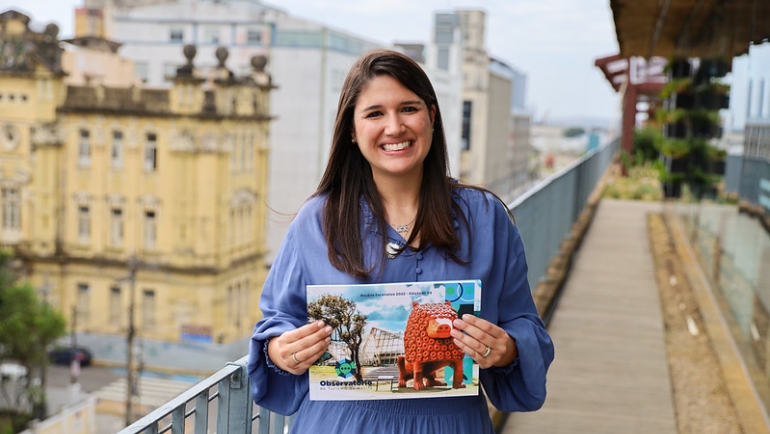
[{"left": 352, "top": 75, "right": 435, "bottom": 185}]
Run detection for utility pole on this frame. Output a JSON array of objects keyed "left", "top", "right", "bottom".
[
  {"left": 70, "top": 305, "right": 79, "bottom": 385},
  {"left": 119, "top": 255, "right": 138, "bottom": 427}
]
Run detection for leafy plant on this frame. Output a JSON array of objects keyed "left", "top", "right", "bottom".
[
  {"left": 0, "top": 250, "right": 66, "bottom": 422},
  {"left": 657, "top": 138, "right": 690, "bottom": 159},
  {"left": 563, "top": 127, "right": 585, "bottom": 138},
  {"left": 660, "top": 77, "right": 692, "bottom": 99}
]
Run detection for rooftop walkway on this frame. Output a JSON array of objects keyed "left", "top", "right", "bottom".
[{"left": 501, "top": 199, "right": 678, "bottom": 433}]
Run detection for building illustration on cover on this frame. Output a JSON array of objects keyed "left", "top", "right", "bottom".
[{"left": 306, "top": 280, "right": 481, "bottom": 401}]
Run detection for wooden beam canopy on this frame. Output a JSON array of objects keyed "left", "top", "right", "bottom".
[{"left": 610, "top": 0, "right": 770, "bottom": 58}]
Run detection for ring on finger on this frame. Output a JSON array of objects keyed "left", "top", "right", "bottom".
[
  {"left": 292, "top": 352, "right": 301, "bottom": 364},
  {"left": 481, "top": 346, "right": 491, "bottom": 358}
]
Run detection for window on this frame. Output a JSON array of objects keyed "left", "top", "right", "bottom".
[
  {"left": 235, "top": 283, "right": 242, "bottom": 326},
  {"left": 1, "top": 188, "right": 20, "bottom": 230},
  {"left": 247, "top": 135, "right": 255, "bottom": 169},
  {"left": 77, "top": 283, "right": 90, "bottom": 325},
  {"left": 240, "top": 134, "right": 246, "bottom": 171},
  {"left": 144, "top": 210, "right": 157, "bottom": 249},
  {"left": 245, "top": 205, "right": 252, "bottom": 241},
  {"left": 110, "top": 286, "right": 121, "bottom": 325},
  {"left": 228, "top": 282, "right": 247, "bottom": 326},
  {"left": 142, "top": 289, "right": 156, "bottom": 329},
  {"left": 227, "top": 285, "right": 234, "bottom": 320},
  {"left": 204, "top": 27, "right": 220, "bottom": 44},
  {"left": 78, "top": 129, "right": 90, "bottom": 166},
  {"left": 111, "top": 208, "right": 123, "bottom": 246},
  {"left": 135, "top": 62, "right": 149, "bottom": 83},
  {"left": 169, "top": 28, "right": 183, "bottom": 43},
  {"left": 230, "top": 209, "right": 235, "bottom": 247},
  {"left": 111, "top": 131, "right": 123, "bottom": 167},
  {"left": 461, "top": 100, "right": 472, "bottom": 151},
  {"left": 78, "top": 205, "right": 90, "bottom": 241},
  {"left": 231, "top": 135, "right": 238, "bottom": 171},
  {"left": 145, "top": 133, "right": 157, "bottom": 171},
  {"left": 438, "top": 48, "right": 450, "bottom": 71},
  {"left": 163, "top": 63, "right": 178, "bottom": 80},
  {"left": 247, "top": 29, "right": 261, "bottom": 45}
]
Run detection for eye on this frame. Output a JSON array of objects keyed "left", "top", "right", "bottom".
[
  {"left": 364, "top": 110, "right": 383, "bottom": 118},
  {"left": 401, "top": 106, "right": 419, "bottom": 113}
]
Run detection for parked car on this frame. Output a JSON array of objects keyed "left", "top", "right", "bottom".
[
  {"left": 48, "top": 346, "right": 93, "bottom": 366},
  {"left": 0, "top": 362, "right": 27, "bottom": 380}
]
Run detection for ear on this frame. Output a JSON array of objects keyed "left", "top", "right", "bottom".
[{"left": 430, "top": 104, "right": 437, "bottom": 126}]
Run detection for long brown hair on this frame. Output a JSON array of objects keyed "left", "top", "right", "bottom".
[{"left": 314, "top": 49, "right": 477, "bottom": 278}]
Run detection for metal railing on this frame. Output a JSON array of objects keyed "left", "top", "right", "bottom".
[
  {"left": 120, "top": 137, "right": 620, "bottom": 434},
  {"left": 509, "top": 137, "right": 619, "bottom": 289},
  {"left": 117, "top": 356, "right": 292, "bottom": 434}
]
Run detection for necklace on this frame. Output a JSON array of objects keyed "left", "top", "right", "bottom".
[
  {"left": 389, "top": 216, "right": 416, "bottom": 235},
  {"left": 393, "top": 223, "right": 410, "bottom": 234}
]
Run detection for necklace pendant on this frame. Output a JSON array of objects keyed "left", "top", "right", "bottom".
[
  {"left": 394, "top": 224, "right": 409, "bottom": 234},
  {"left": 386, "top": 242, "right": 401, "bottom": 259}
]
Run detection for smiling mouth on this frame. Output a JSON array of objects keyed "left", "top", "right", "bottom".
[{"left": 381, "top": 141, "right": 411, "bottom": 151}]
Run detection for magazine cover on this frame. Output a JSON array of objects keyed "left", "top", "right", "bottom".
[{"left": 306, "top": 279, "right": 482, "bottom": 401}]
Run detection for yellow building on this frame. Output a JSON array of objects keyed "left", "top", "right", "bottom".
[{"left": 0, "top": 10, "right": 273, "bottom": 356}]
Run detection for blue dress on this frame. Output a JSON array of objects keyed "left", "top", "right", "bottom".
[{"left": 247, "top": 187, "right": 554, "bottom": 433}]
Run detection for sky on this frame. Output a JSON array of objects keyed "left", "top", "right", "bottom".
[{"left": 4, "top": 0, "right": 624, "bottom": 125}]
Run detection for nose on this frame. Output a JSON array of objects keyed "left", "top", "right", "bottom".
[{"left": 384, "top": 113, "right": 404, "bottom": 136}]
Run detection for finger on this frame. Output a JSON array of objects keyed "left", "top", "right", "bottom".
[
  {"left": 284, "top": 320, "right": 329, "bottom": 342},
  {"left": 452, "top": 336, "right": 495, "bottom": 368},
  {"left": 451, "top": 317, "right": 491, "bottom": 344},
  {"left": 277, "top": 322, "right": 332, "bottom": 356},
  {"left": 451, "top": 328, "right": 489, "bottom": 358},
  {"left": 457, "top": 315, "right": 508, "bottom": 338},
  {"left": 292, "top": 335, "right": 331, "bottom": 367}
]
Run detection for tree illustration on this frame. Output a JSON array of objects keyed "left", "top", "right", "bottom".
[{"left": 307, "top": 294, "right": 367, "bottom": 381}]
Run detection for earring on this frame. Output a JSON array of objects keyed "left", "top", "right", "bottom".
[{"left": 351, "top": 138, "right": 356, "bottom": 143}]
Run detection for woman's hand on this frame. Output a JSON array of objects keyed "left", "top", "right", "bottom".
[
  {"left": 451, "top": 314, "right": 518, "bottom": 369},
  {"left": 268, "top": 321, "right": 333, "bottom": 375}
]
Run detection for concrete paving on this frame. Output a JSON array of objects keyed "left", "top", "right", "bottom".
[{"left": 501, "top": 199, "right": 677, "bottom": 434}]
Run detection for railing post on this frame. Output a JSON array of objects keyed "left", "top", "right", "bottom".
[
  {"left": 258, "top": 406, "right": 271, "bottom": 434},
  {"left": 194, "top": 391, "right": 209, "bottom": 434},
  {"left": 217, "top": 364, "right": 253, "bottom": 434},
  {"left": 713, "top": 235, "right": 721, "bottom": 283}
]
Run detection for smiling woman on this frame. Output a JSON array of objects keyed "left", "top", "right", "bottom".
[{"left": 247, "top": 49, "right": 554, "bottom": 434}]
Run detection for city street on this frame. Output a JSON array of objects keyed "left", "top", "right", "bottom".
[
  {"left": 45, "top": 363, "right": 201, "bottom": 433},
  {"left": 46, "top": 364, "right": 121, "bottom": 394}
]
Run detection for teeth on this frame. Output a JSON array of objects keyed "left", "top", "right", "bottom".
[{"left": 382, "top": 141, "right": 411, "bottom": 151}]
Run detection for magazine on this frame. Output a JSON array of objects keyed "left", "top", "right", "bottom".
[{"left": 306, "top": 279, "right": 482, "bottom": 401}]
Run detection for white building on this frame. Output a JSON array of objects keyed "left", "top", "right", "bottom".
[
  {"left": 729, "top": 43, "right": 770, "bottom": 132},
  {"left": 440, "top": 9, "right": 534, "bottom": 202},
  {"left": 78, "top": 0, "right": 463, "bottom": 264}
]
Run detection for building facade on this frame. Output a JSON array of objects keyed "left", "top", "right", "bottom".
[
  {"left": 442, "top": 9, "right": 534, "bottom": 202},
  {"left": 0, "top": 10, "right": 273, "bottom": 371}
]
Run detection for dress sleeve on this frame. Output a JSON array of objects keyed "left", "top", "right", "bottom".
[
  {"left": 479, "top": 200, "right": 555, "bottom": 412},
  {"left": 247, "top": 227, "right": 310, "bottom": 416}
]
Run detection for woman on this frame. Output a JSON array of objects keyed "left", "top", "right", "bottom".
[{"left": 248, "top": 49, "right": 554, "bottom": 433}]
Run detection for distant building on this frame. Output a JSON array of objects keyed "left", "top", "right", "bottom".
[
  {"left": 0, "top": 10, "right": 274, "bottom": 370},
  {"left": 61, "top": 35, "right": 140, "bottom": 87},
  {"left": 729, "top": 43, "right": 770, "bottom": 133},
  {"left": 440, "top": 9, "right": 534, "bottom": 201},
  {"left": 84, "top": 0, "right": 463, "bottom": 264}
]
